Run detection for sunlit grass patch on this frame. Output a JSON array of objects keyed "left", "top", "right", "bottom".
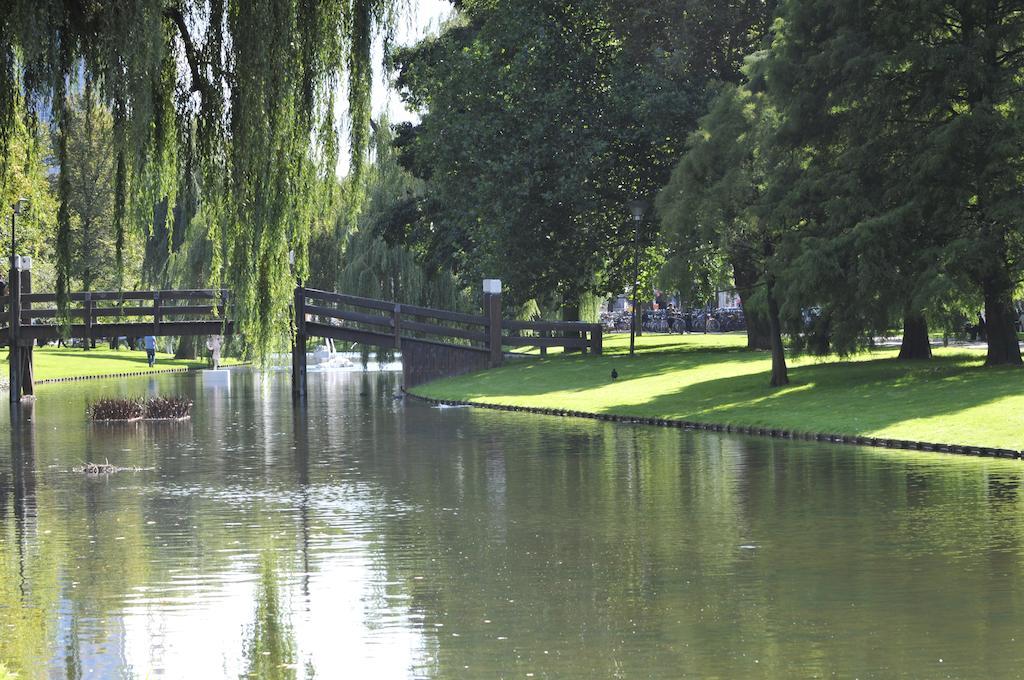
[
  {"left": 413, "top": 339, "right": 1024, "bottom": 451},
  {"left": 0, "top": 346, "right": 238, "bottom": 382}
]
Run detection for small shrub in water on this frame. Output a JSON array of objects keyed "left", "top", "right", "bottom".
[
  {"left": 144, "top": 396, "right": 193, "bottom": 420},
  {"left": 88, "top": 396, "right": 193, "bottom": 421},
  {"left": 88, "top": 398, "right": 145, "bottom": 421}
]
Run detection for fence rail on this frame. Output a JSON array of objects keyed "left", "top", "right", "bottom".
[
  {"left": 298, "top": 286, "right": 602, "bottom": 356},
  {"left": 0, "top": 288, "right": 231, "bottom": 343}
]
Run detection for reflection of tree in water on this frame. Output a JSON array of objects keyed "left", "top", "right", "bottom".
[
  {"left": 241, "top": 553, "right": 299, "bottom": 680},
  {"left": 0, "top": 401, "right": 61, "bottom": 676}
]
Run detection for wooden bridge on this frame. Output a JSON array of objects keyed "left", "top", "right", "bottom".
[
  {"left": 291, "top": 281, "right": 602, "bottom": 396},
  {"left": 1, "top": 267, "right": 602, "bottom": 400},
  {"left": 1, "top": 267, "right": 231, "bottom": 401}
]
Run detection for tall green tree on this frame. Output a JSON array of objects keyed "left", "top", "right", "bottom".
[
  {"left": 394, "top": 0, "right": 742, "bottom": 318},
  {"left": 658, "top": 79, "right": 795, "bottom": 386},
  {"left": 768, "top": 0, "right": 1024, "bottom": 365},
  {"left": 622, "top": 0, "right": 780, "bottom": 348},
  {"left": 62, "top": 85, "right": 125, "bottom": 293}
]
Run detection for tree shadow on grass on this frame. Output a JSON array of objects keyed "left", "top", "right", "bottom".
[
  {"left": 626, "top": 354, "right": 1022, "bottom": 442},
  {"left": 445, "top": 346, "right": 772, "bottom": 400},
  {"left": 431, "top": 343, "right": 1021, "bottom": 444}
]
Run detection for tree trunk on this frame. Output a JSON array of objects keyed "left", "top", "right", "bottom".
[
  {"left": 982, "top": 273, "right": 1022, "bottom": 366},
  {"left": 174, "top": 335, "right": 197, "bottom": 360},
  {"left": 562, "top": 302, "right": 582, "bottom": 354},
  {"left": 766, "top": 281, "right": 789, "bottom": 387},
  {"left": 898, "top": 311, "right": 932, "bottom": 360},
  {"left": 732, "top": 255, "right": 771, "bottom": 350}
]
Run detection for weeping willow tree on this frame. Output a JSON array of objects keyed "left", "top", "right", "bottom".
[
  {"left": 0, "top": 71, "right": 56, "bottom": 280},
  {"left": 0, "top": 0, "right": 402, "bottom": 359}
]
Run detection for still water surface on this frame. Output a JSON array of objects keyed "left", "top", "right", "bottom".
[{"left": 2, "top": 369, "right": 1024, "bottom": 678}]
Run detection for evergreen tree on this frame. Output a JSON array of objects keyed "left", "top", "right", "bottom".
[
  {"left": 657, "top": 79, "right": 795, "bottom": 386},
  {"left": 769, "top": 0, "right": 1024, "bottom": 365},
  {"left": 63, "top": 85, "right": 123, "bottom": 293}
]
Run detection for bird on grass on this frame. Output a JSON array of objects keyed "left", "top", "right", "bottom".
[{"left": 611, "top": 368, "right": 618, "bottom": 381}]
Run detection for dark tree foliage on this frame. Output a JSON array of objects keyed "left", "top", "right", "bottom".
[{"left": 392, "top": 0, "right": 733, "bottom": 313}]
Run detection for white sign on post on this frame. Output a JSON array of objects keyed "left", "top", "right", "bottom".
[{"left": 483, "top": 279, "right": 502, "bottom": 295}]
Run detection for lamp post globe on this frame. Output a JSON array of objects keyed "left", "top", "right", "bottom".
[{"left": 628, "top": 199, "right": 648, "bottom": 223}]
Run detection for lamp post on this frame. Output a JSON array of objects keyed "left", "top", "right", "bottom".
[
  {"left": 627, "top": 199, "right": 649, "bottom": 356},
  {"left": 10, "top": 197, "right": 28, "bottom": 277}
]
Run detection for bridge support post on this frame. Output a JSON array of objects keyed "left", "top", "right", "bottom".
[
  {"left": 19, "top": 267, "right": 32, "bottom": 397},
  {"left": 483, "top": 279, "right": 503, "bottom": 368},
  {"left": 8, "top": 261, "right": 20, "bottom": 402},
  {"left": 8, "top": 261, "right": 32, "bottom": 401},
  {"left": 393, "top": 303, "right": 402, "bottom": 352},
  {"left": 292, "top": 284, "right": 307, "bottom": 398}
]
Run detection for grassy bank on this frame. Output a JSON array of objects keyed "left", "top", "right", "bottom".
[
  {"left": 0, "top": 346, "right": 230, "bottom": 382},
  {"left": 413, "top": 333, "right": 1024, "bottom": 451}
]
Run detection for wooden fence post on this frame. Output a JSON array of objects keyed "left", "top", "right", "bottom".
[
  {"left": 292, "top": 284, "right": 307, "bottom": 398},
  {"left": 8, "top": 261, "right": 20, "bottom": 402},
  {"left": 483, "top": 279, "right": 503, "bottom": 368},
  {"left": 84, "top": 292, "right": 93, "bottom": 347},
  {"left": 393, "top": 303, "right": 402, "bottom": 351},
  {"left": 19, "top": 267, "right": 32, "bottom": 397},
  {"left": 153, "top": 291, "right": 161, "bottom": 335}
]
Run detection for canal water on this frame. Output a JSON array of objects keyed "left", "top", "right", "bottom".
[{"left": 1, "top": 369, "right": 1023, "bottom": 678}]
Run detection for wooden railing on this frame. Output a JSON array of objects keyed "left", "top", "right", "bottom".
[
  {"left": 1, "top": 288, "right": 230, "bottom": 342},
  {"left": 297, "top": 287, "right": 602, "bottom": 356}
]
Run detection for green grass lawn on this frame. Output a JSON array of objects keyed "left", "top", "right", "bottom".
[
  {"left": 413, "top": 333, "right": 1024, "bottom": 451},
  {"left": 0, "top": 345, "right": 235, "bottom": 382}
]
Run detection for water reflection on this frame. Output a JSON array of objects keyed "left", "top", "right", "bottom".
[
  {"left": 241, "top": 553, "right": 299, "bottom": 680},
  {"left": 0, "top": 370, "right": 1023, "bottom": 677},
  {"left": 10, "top": 401, "right": 37, "bottom": 600}
]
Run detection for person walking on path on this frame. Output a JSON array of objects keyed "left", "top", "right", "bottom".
[
  {"left": 144, "top": 335, "right": 156, "bottom": 367},
  {"left": 206, "top": 335, "right": 223, "bottom": 370}
]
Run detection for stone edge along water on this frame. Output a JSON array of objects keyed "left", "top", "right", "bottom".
[{"left": 404, "top": 391, "right": 1022, "bottom": 461}]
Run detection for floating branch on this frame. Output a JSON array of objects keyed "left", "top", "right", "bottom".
[{"left": 73, "top": 459, "right": 154, "bottom": 474}]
